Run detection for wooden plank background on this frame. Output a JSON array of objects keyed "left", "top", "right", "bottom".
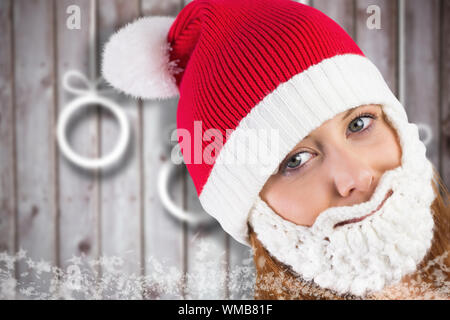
[{"left": 0, "top": 0, "right": 448, "bottom": 299}]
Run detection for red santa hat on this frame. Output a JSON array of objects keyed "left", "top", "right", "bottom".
[{"left": 101, "top": 0, "right": 408, "bottom": 246}]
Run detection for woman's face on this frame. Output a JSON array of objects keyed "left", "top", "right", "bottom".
[{"left": 259, "top": 104, "right": 403, "bottom": 227}]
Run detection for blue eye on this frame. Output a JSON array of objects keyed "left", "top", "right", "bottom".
[
  {"left": 347, "top": 113, "right": 375, "bottom": 134},
  {"left": 284, "top": 151, "right": 313, "bottom": 171}
]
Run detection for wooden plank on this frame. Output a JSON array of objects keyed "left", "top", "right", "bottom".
[
  {"left": 97, "top": 0, "right": 142, "bottom": 296},
  {"left": 312, "top": 0, "right": 356, "bottom": 39},
  {"left": 13, "top": 0, "right": 56, "bottom": 295},
  {"left": 55, "top": 0, "right": 100, "bottom": 282},
  {"left": 227, "top": 233, "right": 255, "bottom": 299},
  {"left": 440, "top": 0, "right": 450, "bottom": 189},
  {"left": 404, "top": 0, "right": 441, "bottom": 170},
  {"left": 0, "top": 0, "right": 16, "bottom": 259},
  {"left": 185, "top": 170, "right": 228, "bottom": 299},
  {"left": 140, "top": 0, "right": 185, "bottom": 299},
  {"left": 355, "top": 0, "right": 398, "bottom": 95}
]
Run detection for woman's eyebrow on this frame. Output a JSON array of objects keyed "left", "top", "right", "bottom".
[{"left": 341, "top": 107, "right": 358, "bottom": 121}]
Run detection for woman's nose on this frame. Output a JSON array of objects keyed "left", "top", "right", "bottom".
[{"left": 327, "top": 147, "right": 375, "bottom": 199}]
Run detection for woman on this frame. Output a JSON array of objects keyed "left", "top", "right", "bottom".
[
  {"left": 248, "top": 103, "right": 450, "bottom": 299},
  {"left": 101, "top": 0, "right": 449, "bottom": 299}
]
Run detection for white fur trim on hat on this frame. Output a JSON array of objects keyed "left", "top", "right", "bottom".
[{"left": 101, "top": 16, "right": 182, "bottom": 100}]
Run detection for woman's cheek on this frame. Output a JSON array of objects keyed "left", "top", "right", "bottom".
[
  {"left": 376, "top": 125, "right": 403, "bottom": 169},
  {"left": 276, "top": 182, "right": 328, "bottom": 226}
]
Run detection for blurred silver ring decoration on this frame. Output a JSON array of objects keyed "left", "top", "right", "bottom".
[
  {"left": 57, "top": 70, "right": 130, "bottom": 169},
  {"left": 416, "top": 122, "right": 433, "bottom": 147},
  {"left": 158, "top": 155, "right": 216, "bottom": 226}
]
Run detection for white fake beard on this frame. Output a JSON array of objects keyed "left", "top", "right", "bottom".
[{"left": 248, "top": 107, "right": 437, "bottom": 298}]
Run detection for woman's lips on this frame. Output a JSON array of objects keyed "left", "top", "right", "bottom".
[{"left": 333, "top": 189, "right": 394, "bottom": 229}]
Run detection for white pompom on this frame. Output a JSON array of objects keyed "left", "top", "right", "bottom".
[{"left": 101, "top": 16, "right": 182, "bottom": 100}]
